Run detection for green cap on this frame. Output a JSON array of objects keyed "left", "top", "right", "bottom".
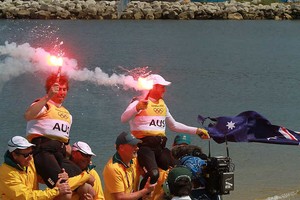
[
  {"left": 167, "top": 166, "right": 192, "bottom": 190},
  {"left": 173, "top": 134, "right": 191, "bottom": 146}
]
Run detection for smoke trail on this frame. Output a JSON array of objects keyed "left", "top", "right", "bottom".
[{"left": 0, "top": 42, "right": 142, "bottom": 90}]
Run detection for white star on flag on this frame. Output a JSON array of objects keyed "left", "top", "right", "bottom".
[{"left": 226, "top": 121, "right": 235, "bottom": 130}]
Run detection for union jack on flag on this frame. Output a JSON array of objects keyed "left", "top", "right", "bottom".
[{"left": 198, "top": 111, "right": 300, "bottom": 145}]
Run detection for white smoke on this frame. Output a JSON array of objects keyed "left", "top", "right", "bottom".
[{"left": 0, "top": 42, "right": 139, "bottom": 90}]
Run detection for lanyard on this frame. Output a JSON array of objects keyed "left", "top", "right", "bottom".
[{"left": 115, "top": 156, "right": 135, "bottom": 191}]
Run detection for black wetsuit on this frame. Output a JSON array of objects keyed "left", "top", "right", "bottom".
[{"left": 32, "top": 137, "right": 81, "bottom": 188}]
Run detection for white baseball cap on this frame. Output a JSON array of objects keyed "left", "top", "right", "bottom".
[
  {"left": 148, "top": 74, "right": 171, "bottom": 86},
  {"left": 72, "top": 141, "right": 96, "bottom": 156},
  {"left": 8, "top": 136, "right": 35, "bottom": 152}
]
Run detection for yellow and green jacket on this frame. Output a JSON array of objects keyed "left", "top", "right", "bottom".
[
  {"left": 0, "top": 151, "right": 59, "bottom": 200},
  {"left": 103, "top": 153, "right": 139, "bottom": 200},
  {"left": 71, "top": 165, "right": 104, "bottom": 200}
]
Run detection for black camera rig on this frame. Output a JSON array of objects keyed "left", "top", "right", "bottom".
[{"left": 202, "top": 156, "right": 234, "bottom": 195}]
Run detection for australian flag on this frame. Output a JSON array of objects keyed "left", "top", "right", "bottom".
[{"left": 198, "top": 111, "right": 300, "bottom": 145}]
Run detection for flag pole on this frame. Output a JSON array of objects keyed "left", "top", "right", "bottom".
[
  {"left": 208, "top": 139, "right": 211, "bottom": 158},
  {"left": 225, "top": 132, "right": 229, "bottom": 157}
]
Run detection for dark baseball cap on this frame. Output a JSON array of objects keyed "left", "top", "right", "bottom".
[
  {"left": 167, "top": 166, "right": 192, "bottom": 188},
  {"left": 115, "top": 132, "right": 142, "bottom": 147}
]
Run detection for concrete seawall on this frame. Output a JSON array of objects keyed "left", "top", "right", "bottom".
[{"left": 1, "top": 0, "right": 300, "bottom": 19}]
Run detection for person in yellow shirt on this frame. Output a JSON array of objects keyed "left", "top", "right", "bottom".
[
  {"left": 70, "top": 141, "right": 104, "bottom": 200},
  {"left": 103, "top": 131, "right": 156, "bottom": 200},
  {"left": 0, "top": 136, "right": 72, "bottom": 200},
  {"left": 121, "top": 74, "right": 210, "bottom": 189}
]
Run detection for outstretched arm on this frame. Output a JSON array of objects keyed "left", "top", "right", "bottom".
[
  {"left": 166, "top": 109, "right": 210, "bottom": 139},
  {"left": 166, "top": 112, "right": 198, "bottom": 134}
]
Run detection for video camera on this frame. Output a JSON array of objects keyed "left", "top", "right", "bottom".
[
  {"left": 202, "top": 156, "right": 234, "bottom": 195},
  {"left": 171, "top": 143, "right": 235, "bottom": 196}
]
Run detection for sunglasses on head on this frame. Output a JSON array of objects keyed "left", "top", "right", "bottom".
[{"left": 15, "top": 151, "right": 33, "bottom": 158}]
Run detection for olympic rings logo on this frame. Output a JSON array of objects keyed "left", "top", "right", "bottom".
[
  {"left": 153, "top": 108, "right": 164, "bottom": 114},
  {"left": 58, "top": 112, "right": 69, "bottom": 119}
]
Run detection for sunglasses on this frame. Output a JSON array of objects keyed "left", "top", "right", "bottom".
[
  {"left": 79, "top": 151, "right": 92, "bottom": 158},
  {"left": 15, "top": 151, "right": 33, "bottom": 158}
]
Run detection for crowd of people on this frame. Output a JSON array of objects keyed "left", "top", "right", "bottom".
[{"left": 0, "top": 73, "right": 213, "bottom": 200}]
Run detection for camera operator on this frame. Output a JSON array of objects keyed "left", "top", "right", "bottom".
[{"left": 171, "top": 144, "right": 222, "bottom": 200}]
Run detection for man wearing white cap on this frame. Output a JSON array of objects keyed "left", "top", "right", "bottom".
[
  {"left": 0, "top": 136, "right": 72, "bottom": 200},
  {"left": 103, "top": 131, "right": 156, "bottom": 200},
  {"left": 121, "top": 74, "right": 210, "bottom": 189},
  {"left": 70, "top": 141, "right": 104, "bottom": 200}
]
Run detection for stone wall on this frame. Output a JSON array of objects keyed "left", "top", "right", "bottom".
[{"left": 0, "top": 0, "right": 300, "bottom": 19}]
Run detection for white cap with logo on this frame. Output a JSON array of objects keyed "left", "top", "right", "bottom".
[
  {"left": 72, "top": 141, "right": 96, "bottom": 156},
  {"left": 8, "top": 136, "right": 35, "bottom": 152},
  {"left": 148, "top": 74, "right": 171, "bottom": 86}
]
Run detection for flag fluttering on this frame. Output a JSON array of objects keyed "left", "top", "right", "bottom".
[{"left": 198, "top": 111, "right": 300, "bottom": 145}]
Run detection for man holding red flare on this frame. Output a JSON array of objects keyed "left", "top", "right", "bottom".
[
  {"left": 121, "top": 74, "right": 210, "bottom": 188},
  {"left": 25, "top": 57, "right": 95, "bottom": 199}
]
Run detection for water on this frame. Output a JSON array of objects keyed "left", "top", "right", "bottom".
[{"left": 1, "top": 20, "right": 300, "bottom": 200}]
